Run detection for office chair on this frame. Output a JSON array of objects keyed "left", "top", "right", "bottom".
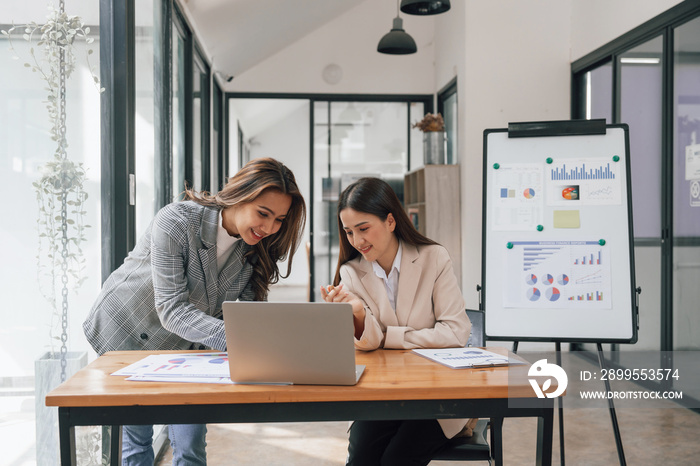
[{"left": 431, "top": 309, "right": 499, "bottom": 464}]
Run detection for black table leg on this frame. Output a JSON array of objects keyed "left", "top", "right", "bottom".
[
  {"left": 489, "top": 416, "right": 504, "bottom": 466},
  {"left": 58, "top": 408, "right": 76, "bottom": 466},
  {"left": 110, "top": 425, "right": 122, "bottom": 466},
  {"left": 536, "top": 408, "right": 554, "bottom": 466}
]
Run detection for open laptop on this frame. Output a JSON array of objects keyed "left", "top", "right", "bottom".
[{"left": 222, "top": 302, "right": 365, "bottom": 385}]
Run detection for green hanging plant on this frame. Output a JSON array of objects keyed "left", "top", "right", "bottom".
[{"left": 2, "top": 3, "right": 102, "bottom": 356}]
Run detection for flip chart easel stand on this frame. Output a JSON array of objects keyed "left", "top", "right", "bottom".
[
  {"left": 481, "top": 119, "right": 640, "bottom": 466},
  {"left": 509, "top": 340, "right": 626, "bottom": 466}
]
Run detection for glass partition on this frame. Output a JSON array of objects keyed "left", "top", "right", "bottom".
[
  {"left": 619, "top": 36, "right": 663, "bottom": 353},
  {"left": 229, "top": 98, "right": 312, "bottom": 302},
  {"left": 312, "top": 101, "right": 412, "bottom": 300},
  {"left": 673, "top": 16, "right": 700, "bottom": 353}
]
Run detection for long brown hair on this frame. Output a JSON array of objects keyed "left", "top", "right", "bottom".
[
  {"left": 185, "top": 158, "right": 306, "bottom": 300},
  {"left": 333, "top": 177, "right": 436, "bottom": 286}
]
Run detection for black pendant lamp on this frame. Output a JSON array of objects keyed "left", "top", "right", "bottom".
[
  {"left": 377, "top": 1, "right": 417, "bottom": 55},
  {"left": 400, "top": 0, "right": 451, "bottom": 15}
]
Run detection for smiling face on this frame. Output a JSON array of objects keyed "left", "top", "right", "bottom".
[
  {"left": 222, "top": 189, "right": 292, "bottom": 245},
  {"left": 339, "top": 208, "right": 399, "bottom": 273}
]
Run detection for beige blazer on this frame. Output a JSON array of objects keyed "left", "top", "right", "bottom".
[{"left": 339, "top": 241, "right": 472, "bottom": 438}]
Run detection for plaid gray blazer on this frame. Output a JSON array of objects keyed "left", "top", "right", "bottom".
[{"left": 83, "top": 201, "right": 257, "bottom": 355}]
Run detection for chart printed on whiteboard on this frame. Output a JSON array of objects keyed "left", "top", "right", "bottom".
[
  {"left": 503, "top": 240, "right": 612, "bottom": 310},
  {"left": 546, "top": 158, "right": 622, "bottom": 206},
  {"left": 491, "top": 163, "right": 544, "bottom": 230}
]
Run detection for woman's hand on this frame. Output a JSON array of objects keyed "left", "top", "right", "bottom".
[{"left": 320, "top": 284, "right": 366, "bottom": 338}]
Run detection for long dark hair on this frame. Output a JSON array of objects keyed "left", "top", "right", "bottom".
[
  {"left": 185, "top": 158, "right": 306, "bottom": 300},
  {"left": 333, "top": 177, "right": 436, "bottom": 286}
]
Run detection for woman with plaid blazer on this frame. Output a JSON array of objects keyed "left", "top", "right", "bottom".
[{"left": 83, "top": 158, "right": 306, "bottom": 466}]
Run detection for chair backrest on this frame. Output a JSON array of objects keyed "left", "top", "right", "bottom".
[{"left": 465, "top": 309, "right": 485, "bottom": 347}]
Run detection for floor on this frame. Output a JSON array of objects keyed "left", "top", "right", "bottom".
[{"left": 155, "top": 352, "right": 700, "bottom": 465}]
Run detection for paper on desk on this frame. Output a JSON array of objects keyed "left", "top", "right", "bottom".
[
  {"left": 412, "top": 348, "right": 525, "bottom": 369},
  {"left": 125, "top": 375, "right": 234, "bottom": 384},
  {"left": 112, "top": 352, "right": 230, "bottom": 378}
]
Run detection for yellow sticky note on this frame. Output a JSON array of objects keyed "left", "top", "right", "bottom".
[{"left": 553, "top": 210, "right": 580, "bottom": 228}]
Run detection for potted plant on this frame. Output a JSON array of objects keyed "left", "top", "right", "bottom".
[
  {"left": 3, "top": 3, "right": 102, "bottom": 464},
  {"left": 413, "top": 112, "right": 447, "bottom": 165}
]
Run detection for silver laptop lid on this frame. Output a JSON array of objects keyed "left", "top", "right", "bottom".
[{"left": 223, "top": 302, "right": 360, "bottom": 385}]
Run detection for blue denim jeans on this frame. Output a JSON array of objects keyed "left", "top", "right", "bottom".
[{"left": 122, "top": 424, "right": 207, "bottom": 465}]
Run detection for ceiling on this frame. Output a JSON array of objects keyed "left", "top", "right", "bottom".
[{"left": 180, "top": 0, "right": 366, "bottom": 81}]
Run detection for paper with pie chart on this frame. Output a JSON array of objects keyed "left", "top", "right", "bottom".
[
  {"left": 491, "top": 163, "right": 544, "bottom": 230},
  {"left": 112, "top": 352, "right": 231, "bottom": 378},
  {"left": 503, "top": 241, "right": 612, "bottom": 310}
]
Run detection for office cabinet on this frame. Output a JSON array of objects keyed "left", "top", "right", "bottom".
[{"left": 404, "top": 165, "right": 462, "bottom": 283}]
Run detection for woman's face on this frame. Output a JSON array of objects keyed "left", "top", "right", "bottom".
[
  {"left": 339, "top": 208, "right": 398, "bottom": 270},
  {"left": 223, "top": 190, "right": 292, "bottom": 245}
]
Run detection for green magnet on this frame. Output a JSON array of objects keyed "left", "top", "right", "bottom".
[
  {"left": 546, "top": 157, "right": 553, "bottom": 164},
  {"left": 613, "top": 155, "right": 620, "bottom": 162},
  {"left": 507, "top": 242, "right": 514, "bottom": 249},
  {"left": 599, "top": 239, "right": 606, "bottom": 246},
  {"left": 493, "top": 163, "right": 500, "bottom": 169},
  {"left": 537, "top": 225, "right": 544, "bottom": 232}
]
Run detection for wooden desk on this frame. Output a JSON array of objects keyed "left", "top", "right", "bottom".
[{"left": 47, "top": 348, "right": 553, "bottom": 465}]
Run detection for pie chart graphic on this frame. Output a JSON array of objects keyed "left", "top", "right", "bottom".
[
  {"left": 557, "top": 274, "right": 569, "bottom": 285},
  {"left": 562, "top": 186, "right": 579, "bottom": 200},
  {"left": 523, "top": 188, "right": 535, "bottom": 199},
  {"left": 543, "top": 274, "right": 554, "bottom": 285},
  {"left": 526, "top": 274, "right": 537, "bottom": 285},
  {"left": 545, "top": 287, "right": 561, "bottom": 302},
  {"left": 526, "top": 288, "right": 541, "bottom": 301}
]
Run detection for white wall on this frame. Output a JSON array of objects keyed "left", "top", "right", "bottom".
[
  {"left": 570, "top": 0, "right": 684, "bottom": 61},
  {"left": 436, "top": 1, "right": 574, "bottom": 307},
  {"left": 229, "top": 0, "right": 435, "bottom": 94}
]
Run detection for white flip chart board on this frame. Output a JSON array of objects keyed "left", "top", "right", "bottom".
[{"left": 482, "top": 120, "right": 638, "bottom": 343}]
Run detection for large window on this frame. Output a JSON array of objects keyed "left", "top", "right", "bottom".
[
  {"left": 135, "top": 0, "right": 157, "bottom": 239},
  {"left": 1, "top": 1, "right": 102, "bottom": 462}
]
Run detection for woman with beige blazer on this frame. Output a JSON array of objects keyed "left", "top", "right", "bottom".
[{"left": 321, "top": 177, "right": 471, "bottom": 466}]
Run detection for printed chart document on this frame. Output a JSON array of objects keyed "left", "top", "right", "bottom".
[
  {"left": 412, "top": 348, "right": 525, "bottom": 369},
  {"left": 112, "top": 352, "right": 234, "bottom": 384}
]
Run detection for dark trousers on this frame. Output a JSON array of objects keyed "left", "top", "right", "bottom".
[{"left": 346, "top": 419, "right": 449, "bottom": 466}]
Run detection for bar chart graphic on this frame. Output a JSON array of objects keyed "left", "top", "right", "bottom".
[
  {"left": 546, "top": 158, "right": 622, "bottom": 206},
  {"left": 551, "top": 162, "right": 616, "bottom": 181},
  {"left": 504, "top": 241, "right": 612, "bottom": 310}
]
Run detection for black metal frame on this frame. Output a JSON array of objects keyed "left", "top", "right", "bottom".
[
  {"left": 213, "top": 79, "right": 225, "bottom": 191},
  {"left": 171, "top": 5, "right": 193, "bottom": 194},
  {"left": 192, "top": 42, "right": 211, "bottom": 191},
  {"left": 58, "top": 397, "right": 554, "bottom": 466},
  {"left": 100, "top": 0, "right": 136, "bottom": 281},
  {"left": 154, "top": 0, "right": 172, "bottom": 208}
]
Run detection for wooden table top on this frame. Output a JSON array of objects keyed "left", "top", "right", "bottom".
[{"left": 46, "top": 348, "right": 538, "bottom": 408}]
